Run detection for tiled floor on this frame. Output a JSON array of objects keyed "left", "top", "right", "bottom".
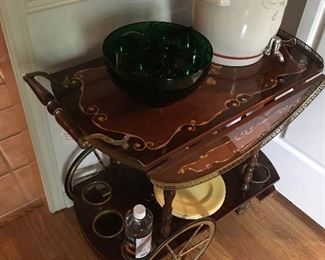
[
  {"left": 0, "top": 105, "right": 27, "bottom": 140},
  {"left": 0, "top": 26, "right": 44, "bottom": 219},
  {"left": 0, "top": 131, "right": 36, "bottom": 170},
  {"left": 0, "top": 174, "right": 28, "bottom": 217}
]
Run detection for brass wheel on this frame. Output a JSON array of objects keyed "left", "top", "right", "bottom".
[{"left": 149, "top": 219, "right": 216, "bottom": 260}]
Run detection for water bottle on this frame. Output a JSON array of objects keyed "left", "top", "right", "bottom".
[{"left": 124, "top": 204, "right": 153, "bottom": 259}]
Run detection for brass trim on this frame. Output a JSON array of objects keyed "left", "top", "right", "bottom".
[
  {"left": 81, "top": 181, "right": 112, "bottom": 206},
  {"left": 85, "top": 133, "right": 129, "bottom": 150},
  {"left": 77, "top": 136, "right": 90, "bottom": 149},
  {"left": 244, "top": 163, "right": 271, "bottom": 184},
  {"left": 150, "top": 78, "right": 325, "bottom": 189},
  {"left": 278, "top": 30, "right": 323, "bottom": 66},
  {"left": 87, "top": 138, "right": 147, "bottom": 171},
  {"left": 92, "top": 210, "right": 124, "bottom": 239}
]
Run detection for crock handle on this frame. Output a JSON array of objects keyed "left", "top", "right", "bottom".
[
  {"left": 23, "top": 72, "right": 89, "bottom": 148},
  {"left": 204, "top": 0, "right": 231, "bottom": 6},
  {"left": 262, "top": 0, "right": 288, "bottom": 9},
  {"left": 23, "top": 71, "right": 54, "bottom": 107}
]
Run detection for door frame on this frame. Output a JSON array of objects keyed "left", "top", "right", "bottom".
[
  {"left": 295, "top": 0, "right": 324, "bottom": 48},
  {"left": 0, "top": 0, "right": 67, "bottom": 212},
  {"left": 280, "top": 1, "right": 324, "bottom": 141},
  {"left": 264, "top": 0, "right": 325, "bottom": 227}
]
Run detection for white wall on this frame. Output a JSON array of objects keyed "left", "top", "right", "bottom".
[
  {"left": 27, "top": 0, "right": 192, "bottom": 71},
  {"left": 25, "top": 0, "right": 192, "bottom": 209},
  {"left": 280, "top": 0, "right": 306, "bottom": 35}
]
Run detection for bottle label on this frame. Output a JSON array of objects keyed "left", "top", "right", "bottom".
[{"left": 135, "top": 232, "right": 152, "bottom": 259}]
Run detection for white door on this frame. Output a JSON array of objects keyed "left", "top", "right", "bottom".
[{"left": 262, "top": 0, "right": 325, "bottom": 228}]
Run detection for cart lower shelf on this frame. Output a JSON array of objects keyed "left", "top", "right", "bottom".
[{"left": 72, "top": 152, "right": 279, "bottom": 259}]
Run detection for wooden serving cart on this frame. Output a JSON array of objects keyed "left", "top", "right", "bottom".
[{"left": 24, "top": 31, "right": 324, "bottom": 259}]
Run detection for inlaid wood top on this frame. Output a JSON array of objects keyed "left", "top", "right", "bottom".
[{"left": 45, "top": 31, "right": 324, "bottom": 188}]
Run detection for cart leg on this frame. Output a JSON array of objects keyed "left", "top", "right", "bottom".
[
  {"left": 160, "top": 190, "right": 176, "bottom": 239},
  {"left": 235, "top": 200, "right": 251, "bottom": 215},
  {"left": 242, "top": 150, "right": 259, "bottom": 191}
]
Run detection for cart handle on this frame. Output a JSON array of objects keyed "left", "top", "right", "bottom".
[{"left": 23, "top": 71, "right": 89, "bottom": 148}]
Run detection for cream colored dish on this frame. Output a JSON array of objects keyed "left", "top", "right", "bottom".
[{"left": 154, "top": 175, "right": 226, "bottom": 220}]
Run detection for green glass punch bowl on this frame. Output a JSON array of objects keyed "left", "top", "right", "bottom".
[{"left": 103, "top": 21, "right": 212, "bottom": 107}]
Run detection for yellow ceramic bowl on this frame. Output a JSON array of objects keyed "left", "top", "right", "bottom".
[{"left": 154, "top": 175, "right": 226, "bottom": 220}]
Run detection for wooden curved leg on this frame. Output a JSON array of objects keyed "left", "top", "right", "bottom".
[
  {"left": 242, "top": 151, "right": 259, "bottom": 191},
  {"left": 160, "top": 190, "right": 176, "bottom": 239}
]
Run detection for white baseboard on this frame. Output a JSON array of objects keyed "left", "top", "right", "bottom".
[{"left": 262, "top": 138, "right": 325, "bottom": 228}]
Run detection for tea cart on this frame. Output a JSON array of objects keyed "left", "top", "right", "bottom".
[{"left": 24, "top": 31, "right": 324, "bottom": 259}]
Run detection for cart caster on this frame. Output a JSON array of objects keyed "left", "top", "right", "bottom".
[
  {"left": 235, "top": 200, "right": 251, "bottom": 215},
  {"left": 148, "top": 219, "right": 216, "bottom": 260}
]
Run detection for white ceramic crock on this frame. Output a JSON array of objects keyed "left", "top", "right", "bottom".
[{"left": 193, "top": 0, "right": 288, "bottom": 66}]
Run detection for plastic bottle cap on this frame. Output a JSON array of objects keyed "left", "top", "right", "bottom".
[{"left": 133, "top": 204, "right": 146, "bottom": 219}]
